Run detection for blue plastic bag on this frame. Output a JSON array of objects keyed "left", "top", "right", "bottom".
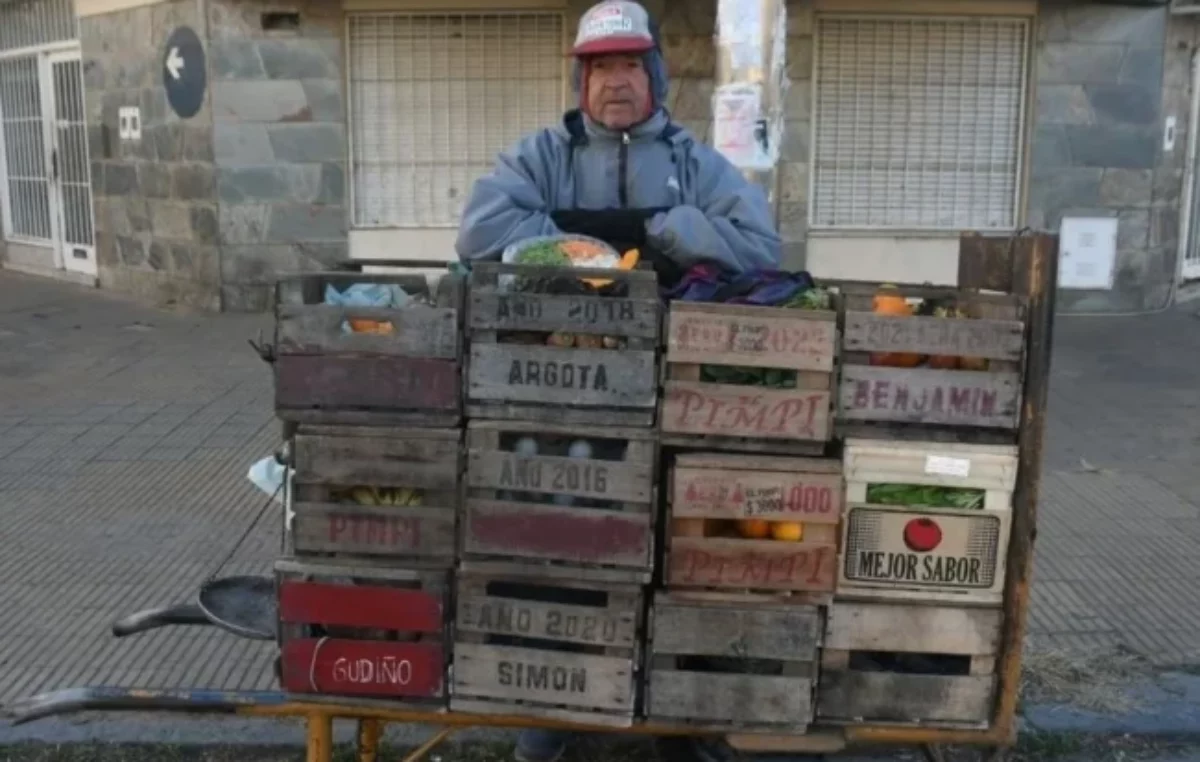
[{"left": 323, "top": 282, "right": 411, "bottom": 334}]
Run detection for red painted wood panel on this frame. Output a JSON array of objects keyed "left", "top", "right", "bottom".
[
  {"left": 281, "top": 638, "right": 444, "bottom": 698},
  {"left": 279, "top": 580, "right": 443, "bottom": 632},
  {"left": 275, "top": 355, "right": 460, "bottom": 412},
  {"left": 464, "top": 500, "right": 652, "bottom": 568}
]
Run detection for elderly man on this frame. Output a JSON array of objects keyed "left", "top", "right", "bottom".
[{"left": 455, "top": 0, "right": 781, "bottom": 281}]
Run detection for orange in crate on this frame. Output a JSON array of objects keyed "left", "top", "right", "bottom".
[
  {"left": 770, "top": 522, "right": 804, "bottom": 542},
  {"left": 735, "top": 519, "right": 771, "bottom": 539}
]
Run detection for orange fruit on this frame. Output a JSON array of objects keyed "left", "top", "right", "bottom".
[
  {"left": 737, "top": 519, "right": 771, "bottom": 539},
  {"left": 770, "top": 522, "right": 804, "bottom": 542}
]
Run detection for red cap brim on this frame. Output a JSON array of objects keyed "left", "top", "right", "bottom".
[{"left": 573, "top": 36, "right": 655, "bottom": 56}]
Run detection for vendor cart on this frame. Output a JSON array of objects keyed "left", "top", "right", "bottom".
[{"left": 2, "top": 232, "right": 1057, "bottom": 762}]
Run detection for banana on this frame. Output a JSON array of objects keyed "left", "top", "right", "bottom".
[
  {"left": 351, "top": 487, "right": 377, "bottom": 506},
  {"left": 407, "top": 489, "right": 423, "bottom": 507}
]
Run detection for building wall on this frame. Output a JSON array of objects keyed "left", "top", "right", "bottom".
[
  {"left": 1030, "top": 2, "right": 1176, "bottom": 313},
  {"left": 208, "top": 0, "right": 348, "bottom": 311},
  {"left": 81, "top": 0, "right": 221, "bottom": 310}
]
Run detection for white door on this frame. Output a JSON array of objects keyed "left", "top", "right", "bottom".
[{"left": 45, "top": 50, "right": 94, "bottom": 276}]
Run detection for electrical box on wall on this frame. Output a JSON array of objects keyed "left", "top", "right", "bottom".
[
  {"left": 118, "top": 106, "right": 141, "bottom": 141},
  {"left": 1058, "top": 216, "right": 1119, "bottom": 290}
]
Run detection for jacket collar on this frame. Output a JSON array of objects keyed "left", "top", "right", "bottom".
[{"left": 561, "top": 108, "right": 685, "bottom": 146}]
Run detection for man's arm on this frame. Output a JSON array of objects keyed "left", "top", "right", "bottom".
[
  {"left": 454, "top": 132, "right": 561, "bottom": 262},
  {"left": 646, "top": 147, "right": 782, "bottom": 272}
]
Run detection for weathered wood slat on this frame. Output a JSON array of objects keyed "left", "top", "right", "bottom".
[
  {"left": 468, "top": 450, "right": 652, "bottom": 503},
  {"left": 291, "top": 503, "right": 456, "bottom": 561},
  {"left": 844, "top": 438, "right": 1019, "bottom": 493},
  {"left": 451, "top": 643, "right": 635, "bottom": 711},
  {"left": 649, "top": 671, "right": 812, "bottom": 728},
  {"left": 667, "top": 537, "right": 837, "bottom": 592},
  {"left": 839, "top": 366, "right": 1021, "bottom": 429},
  {"left": 278, "top": 579, "right": 443, "bottom": 632},
  {"left": 277, "top": 304, "right": 459, "bottom": 359},
  {"left": 672, "top": 460, "right": 841, "bottom": 524},
  {"left": 469, "top": 344, "right": 656, "bottom": 409},
  {"left": 281, "top": 639, "right": 445, "bottom": 698},
  {"left": 275, "top": 355, "right": 460, "bottom": 417},
  {"left": 469, "top": 291, "right": 659, "bottom": 338},
  {"left": 292, "top": 432, "right": 460, "bottom": 489},
  {"left": 824, "top": 602, "right": 1002, "bottom": 655},
  {"left": 817, "top": 671, "right": 996, "bottom": 725},
  {"left": 652, "top": 601, "right": 820, "bottom": 660},
  {"left": 661, "top": 382, "right": 833, "bottom": 442},
  {"left": 843, "top": 312, "right": 1024, "bottom": 361},
  {"left": 457, "top": 593, "right": 638, "bottom": 649},
  {"left": 666, "top": 302, "right": 837, "bottom": 372}
]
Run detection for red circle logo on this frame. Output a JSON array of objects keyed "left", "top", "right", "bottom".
[{"left": 903, "top": 518, "right": 943, "bottom": 553}]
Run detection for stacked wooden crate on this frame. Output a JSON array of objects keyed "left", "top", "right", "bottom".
[
  {"left": 452, "top": 263, "right": 661, "bottom": 727},
  {"left": 647, "top": 299, "right": 841, "bottom": 734},
  {"left": 271, "top": 270, "right": 465, "bottom": 708},
  {"left": 820, "top": 284, "right": 1025, "bottom": 728}
]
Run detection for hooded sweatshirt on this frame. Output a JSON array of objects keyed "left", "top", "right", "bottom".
[{"left": 454, "top": 19, "right": 782, "bottom": 273}]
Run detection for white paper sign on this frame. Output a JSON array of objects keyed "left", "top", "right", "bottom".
[
  {"left": 713, "top": 85, "right": 771, "bottom": 170},
  {"left": 924, "top": 455, "right": 972, "bottom": 479},
  {"left": 1059, "top": 216, "right": 1118, "bottom": 290},
  {"left": 718, "top": 0, "right": 764, "bottom": 69}
]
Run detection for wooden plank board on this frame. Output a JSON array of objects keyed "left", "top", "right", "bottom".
[
  {"left": 462, "top": 499, "right": 652, "bottom": 571},
  {"left": 277, "top": 304, "right": 459, "bottom": 359},
  {"left": 661, "top": 382, "right": 832, "bottom": 441},
  {"left": 292, "top": 432, "right": 460, "bottom": 489},
  {"left": 839, "top": 366, "right": 1021, "bottom": 429},
  {"left": 469, "top": 344, "right": 656, "bottom": 409},
  {"left": 452, "top": 642, "right": 635, "bottom": 711},
  {"left": 275, "top": 355, "right": 460, "bottom": 415},
  {"left": 291, "top": 503, "right": 456, "bottom": 560},
  {"left": 673, "top": 461, "right": 841, "bottom": 524},
  {"left": 824, "top": 602, "right": 1002, "bottom": 655},
  {"left": 844, "top": 439, "right": 1019, "bottom": 493},
  {"left": 649, "top": 670, "right": 812, "bottom": 728},
  {"left": 817, "top": 671, "right": 996, "bottom": 725},
  {"left": 457, "top": 592, "right": 638, "bottom": 649},
  {"left": 278, "top": 579, "right": 443, "bottom": 632},
  {"left": 652, "top": 600, "right": 820, "bottom": 660},
  {"left": 281, "top": 639, "right": 444, "bottom": 698},
  {"left": 667, "top": 537, "right": 836, "bottom": 592},
  {"left": 666, "top": 302, "right": 837, "bottom": 372},
  {"left": 468, "top": 450, "right": 652, "bottom": 503},
  {"left": 843, "top": 312, "right": 1024, "bottom": 361},
  {"left": 469, "top": 291, "right": 659, "bottom": 338}
]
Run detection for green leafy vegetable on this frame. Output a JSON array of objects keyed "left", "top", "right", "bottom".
[
  {"left": 515, "top": 242, "right": 570, "bottom": 267},
  {"left": 866, "top": 483, "right": 985, "bottom": 510}
]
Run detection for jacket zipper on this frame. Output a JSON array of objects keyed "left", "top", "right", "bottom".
[{"left": 618, "top": 131, "right": 629, "bottom": 208}]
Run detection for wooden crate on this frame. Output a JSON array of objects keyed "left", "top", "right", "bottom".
[
  {"left": 837, "top": 284, "right": 1026, "bottom": 442},
  {"left": 274, "top": 270, "right": 463, "bottom": 427},
  {"left": 289, "top": 425, "right": 461, "bottom": 566},
  {"left": 460, "top": 421, "right": 657, "bottom": 584},
  {"left": 450, "top": 569, "right": 643, "bottom": 727},
  {"left": 659, "top": 302, "right": 837, "bottom": 455},
  {"left": 646, "top": 593, "right": 820, "bottom": 732},
  {"left": 837, "top": 438, "right": 1018, "bottom": 605},
  {"left": 817, "top": 601, "right": 1001, "bottom": 727},
  {"left": 664, "top": 453, "right": 840, "bottom": 595},
  {"left": 276, "top": 558, "right": 449, "bottom": 705},
  {"left": 465, "top": 262, "right": 660, "bottom": 426}
]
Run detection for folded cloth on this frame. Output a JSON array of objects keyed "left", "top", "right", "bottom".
[{"left": 664, "top": 264, "right": 817, "bottom": 306}]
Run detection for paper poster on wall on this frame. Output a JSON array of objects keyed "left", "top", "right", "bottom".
[
  {"left": 717, "top": 0, "right": 764, "bottom": 70},
  {"left": 712, "top": 84, "right": 772, "bottom": 171},
  {"left": 1058, "top": 216, "right": 1118, "bottom": 290}
]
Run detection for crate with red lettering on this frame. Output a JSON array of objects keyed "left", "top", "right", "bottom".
[
  {"left": 659, "top": 301, "right": 837, "bottom": 456},
  {"left": 288, "top": 424, "right": 461, "bottom": 567},
  {"left": 460, "top": 420, "right": 657, "bottom": 584},
  {"left": 450, "top": 567, "right": 643, "bottom": 727},
  {"left": 837, "top": 284, "right": 1027, "bottom": 442},
  {"left": 664, "top": 453, "right": 841, "bottom": 596},
  {"left": 646, "top": 593, "right": 820, "bottom": 731},
  {"left": 274, "top": 270, "right": 463, "bottom": 427},
  {"left": 276, "top": 558, "right": 449, "bottom": 705},
  {"left": 817, "top": 601, "right": 1001, "bottom": 727},
  {"left": 837, "top": 438, "right": 1017, "bottom": 605},
  {"left": 465, "top": 262, "right": 661, "bottom": 427}
]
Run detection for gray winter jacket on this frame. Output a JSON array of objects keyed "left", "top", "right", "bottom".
[{"left": 454, "top": 109, "right": 782, "bottom": 272}]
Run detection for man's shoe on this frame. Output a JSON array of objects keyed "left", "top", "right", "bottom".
[{"left": 514, "top": 729, "right": 570, "bottom": 762}]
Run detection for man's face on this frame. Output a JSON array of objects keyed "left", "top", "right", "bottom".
[{"left": 586, "top": 53, "right": 651, "bottom": 130}]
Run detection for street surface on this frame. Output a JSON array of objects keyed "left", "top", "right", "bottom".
[{"left": 1, "top": 272, "right": 1199, "bottom": 753}]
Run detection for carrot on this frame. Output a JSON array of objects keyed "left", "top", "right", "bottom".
[{"left": 559, "top": 240, "right": 610, "bottom": 260}]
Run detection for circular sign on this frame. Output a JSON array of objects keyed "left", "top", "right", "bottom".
[{"left": 163, "top": 26, "right": 206, "bottom": 119}]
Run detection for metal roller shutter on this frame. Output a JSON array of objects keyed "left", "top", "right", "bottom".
[
  {"left": 347, "top": 12, "right": 566, "bottom": 229},
  {"left": 811, "top": 15, "right": 1029, "bottom": 231}
]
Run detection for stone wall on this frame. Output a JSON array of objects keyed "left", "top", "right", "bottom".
[
  {"left": 208, "top": 0, "right": 348, "bottom": 311},
  {"left": 81, "top": 0, "right": 220, "bottom": 310},
  {"left": 1030, "top": 3, "right": 1174, "bottom": 312}
]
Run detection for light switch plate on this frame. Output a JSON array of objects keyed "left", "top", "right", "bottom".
[{"left": 118, "top": 106, "right": 142, "bottom": 141}]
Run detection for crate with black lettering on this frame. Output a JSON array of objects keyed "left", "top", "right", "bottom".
[
  {"left": 461, "top": 420, "right": 657, "bottom": 584},
  {"left": 837, "top": 438, "right": 1017, "bottom": 605},
  {"left": 465, "top": 262, "right": 660, "bottom": 426},
  {"left": 817, "top": 601, "right": 1000, "bottom": 728},
  {"left": 837, "top": 283, "right": 1026, "bottom": 443},
  {"left": 274, "top": 270, "right": 463, "bottom": 427},
  {"left": 450, "top": 568, "right": 643, "bottom": 727},
  {"left": 646, "top": 593, "right": 820, "bottom": 732},
  {"left": 288, "top": 424, "right": 461, "bottom": 567},
  {"left": 275, "top": 558, "right": 449, "bottom": 706},
  {"left": 659, "top": 301, "right": 837, "bottom": 456},
  {"left": 664, "top": 453, "right": 841, "bottom": 596}
]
